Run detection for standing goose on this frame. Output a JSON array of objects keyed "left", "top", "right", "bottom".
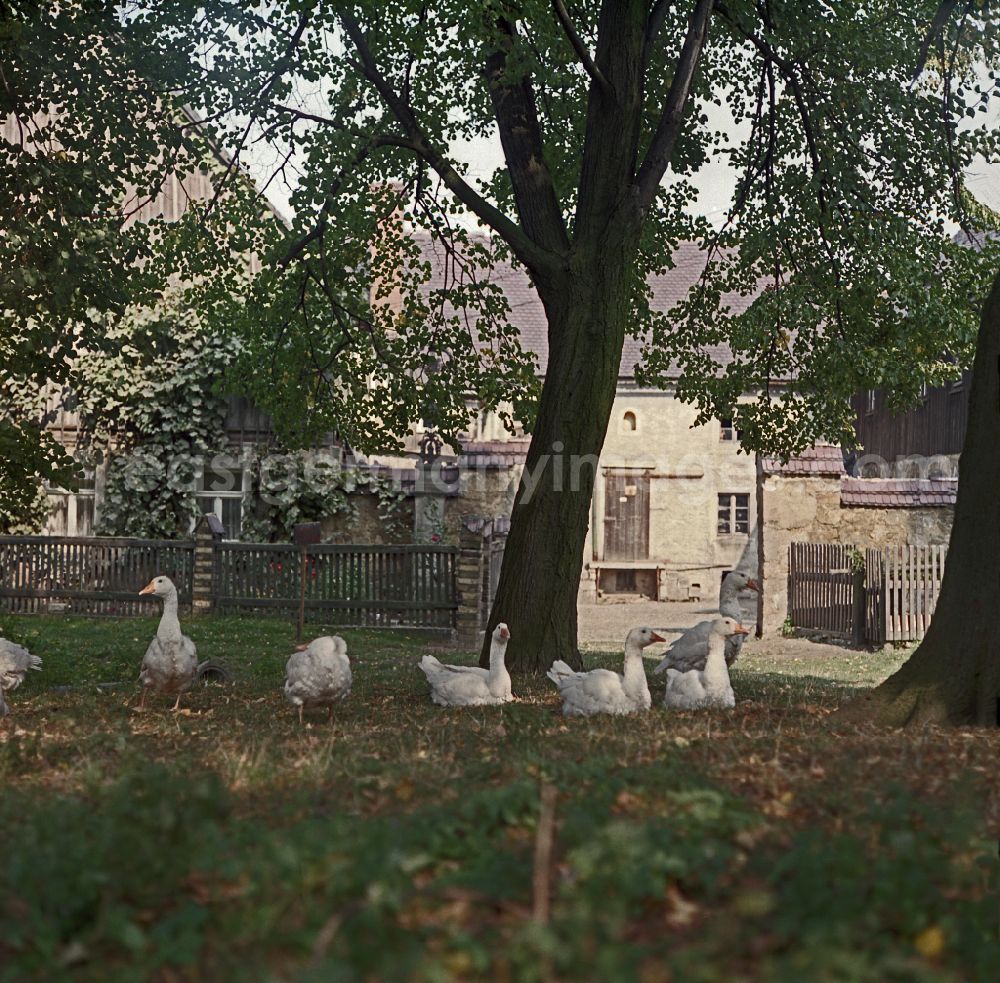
[
  {"left": 663, "top": 617, "right": 748, "bottom": 710},
  {"left": 285, "top": 635, "right": 352, "bottom": 725},
  {"left": 547, "top": 627, "right": 665, "bottom": 716},
  {"left": 137, "top": 575, "right": 198, "bottom": 711},
  {"left": 0, "top": 636, "right": 42, "bottom": 717},
  {"left": 419, "top": 622, "right": 513, "bottom": 706},
  {"left": 652, "top": 571, "right": 759, "bottom": 675}
]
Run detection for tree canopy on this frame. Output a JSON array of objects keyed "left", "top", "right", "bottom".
[
  {"left": 120, "top": 0, "right": 1000, "bottom": 455},
  {"left": 0, "top": 1, "right": 267, "bottom": 527}
]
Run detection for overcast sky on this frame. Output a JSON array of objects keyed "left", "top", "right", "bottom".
[{"left": 246, "top": 95, "right": 999, "bottom": 233}]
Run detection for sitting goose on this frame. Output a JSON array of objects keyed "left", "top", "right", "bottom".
[
  {"left": 663, "top": 617, "right": 748, "bottom": 711},
  {"left": 0, "top": 636, "right": 42, "bottom": 717},
  {"left": 419, "top": 622, "right": 512, "bottom": 706},
  {"left": 547, "top": 627, "right": 665, "bottom": 717},
  {"left": 137, "top": 575, "right": 198, "bottom": 711},
  {"left": 285, "top": 635, "right": 352, "bottom": 725},
  {"left": 652, "top": 570, "right": 759, "bottom": 675}
]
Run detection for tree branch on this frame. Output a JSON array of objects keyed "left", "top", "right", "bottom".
[
  {"left": 197, "top": 9, "right": 313, "bottom": 223},
  {"left": 634, "top": 0, "right": 715, "bottom": 212},
  {"left": 337, "top": 11, "right": 559, "bottom": 276},
  {"left": 643, "top": 0, "right": 674, "bottom": 69},
  {"left": 551, "top": 0, "right": 610, "bottom": 91},
  {"left": 912, "top": 0, "right": 960, "bottom": 83},
  {"left": 482, "top": 15, "right": 571, "bottom": 258}
]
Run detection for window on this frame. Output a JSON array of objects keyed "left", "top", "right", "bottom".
[
  {"left": 196, "top": 458, "right": 246, "bottom": 540},
  {"left": 622, "top": 410, "right": 637, "bottom": 432},
  {"left": 865, "top": 389, "right": 876, "bottom": 414},
  {"left": 74, "top": 470, "right": 96, "bottom": 536},
  {"left": 44, "top": 464, "right": 96, "bottom": 536},
  {"left": 717, "top": 493, "right": 750, "bottom": 535},
  {"left": 720, "top": 417, "right": 744, "bottom": 442}
]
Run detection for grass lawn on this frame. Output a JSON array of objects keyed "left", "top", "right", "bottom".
[{"left": 1, "top": 614, "right": 997, "bottom": 982}]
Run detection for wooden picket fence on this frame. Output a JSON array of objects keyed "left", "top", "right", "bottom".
[
  {"left": 788, "top": 542, "right": 948, "bottom": 644},
  {"left": 0, "top": 536, "right": 195, "bottom": 615},
  {"left": 214, "top": 542, "right": 458, "bottom": 629},
  {"left": 0, "top": 536, "right": 458, "bottom": 629},
  {"left": 882, "top": 544, "right": 947, "bottom": 642}
]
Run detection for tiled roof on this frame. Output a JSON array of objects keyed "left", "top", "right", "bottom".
[
  {"left": 760, "top": 444, "right": 847, "bottom": 476},
  {"left": 952, "top": 229, "right": 999, "bottom": 252},
  {"left": 457, "top": 439, "right": 530, "bottom": 468},
  {"left": 840, "top": 478, "right": 957, "bottom": 508},
  {"left": 414, "top": 233, "right": 758, "bottom": 379}
]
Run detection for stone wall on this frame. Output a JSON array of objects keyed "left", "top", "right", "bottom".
[
  {"left": 443, "top": 466, "right": 520, "bottom": 543},
  {"left": 321, "top": 493, "right": 415, "bottom": 545},
  {"left": 758, "top": 473, "right": 954, "bottom": 635}
]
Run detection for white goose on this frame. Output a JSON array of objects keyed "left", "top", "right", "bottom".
[
  {"left": 663, "top": 617, "right": 747, "bottom": 710},
  {"left": 0, "top": 636, "right": 42, "bottom": 717},
  {"left": 547, "top": 627, "right": 665, "bottom": 716},
  {"left": 137, "top": 575, "right": 198, "bottom": 711},
  {"left": 419, "top": 622, "right": 513, "bottom": 706},
  {"left": 285, "top": 635, "right": 352, "bottom": 724},
  {"left": 652, "top": 571, "right": 758, "bottom": 675}
]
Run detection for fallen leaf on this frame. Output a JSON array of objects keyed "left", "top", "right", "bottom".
[
  {"left": 664, "top": 884, "right": 699, "bottom": 928},
  {"left": 914, "top": 924, "right": 945, "bottom": 960}
]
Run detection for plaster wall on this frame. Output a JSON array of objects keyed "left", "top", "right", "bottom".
[{"left": 581, "top": 389, "right": 758, "bottom": 601}]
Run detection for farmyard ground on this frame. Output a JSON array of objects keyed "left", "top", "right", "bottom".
[{"left": 1, "top": 614, "right": 997, "bottom": 982}]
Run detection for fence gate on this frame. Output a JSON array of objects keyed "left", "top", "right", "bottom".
[{"left": 787, "top": 543, "right": 857, "bottom": 639}]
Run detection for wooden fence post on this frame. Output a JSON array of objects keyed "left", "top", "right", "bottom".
[
  {"left": 851, "top": 565, "right": 866, "bottom": 648},
  {"left": 293, "top": 523, "right": 322, "bottom": 641},
  {"left": 192, "top": 514, "right": 224, "bottom": 614}
]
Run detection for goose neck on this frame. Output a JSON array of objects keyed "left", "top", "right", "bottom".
[
  {"left": 157, "top": 590, "right": 182, "bottom": 641},
  {"left": 487, "top": 641, "right": 507, "bottom": 676},
  {"left": 704, "top": 634, "right": 729, "bottom": 678}
]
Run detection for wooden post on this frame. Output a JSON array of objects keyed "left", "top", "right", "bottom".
[
  {"left": 293, "top": 523, "right": 322, "bottom": 642},
  {"left": 297, "top": 547, "right": 307, "bottom": 642},
  {"left": 851, "top": 564, "right": 866, "bottom": 648}
]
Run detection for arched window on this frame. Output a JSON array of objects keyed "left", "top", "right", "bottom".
[{"left": 622, "top": 411, "right": 637, "bottom": 432}]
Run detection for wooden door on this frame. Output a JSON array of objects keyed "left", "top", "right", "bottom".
[{"left": 603, "top": 471, "right": 650, "bottom": 561}]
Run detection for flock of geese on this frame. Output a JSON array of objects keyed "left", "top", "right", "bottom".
[{"left": 0, "top": 571, "right": 758, "bottom": 721}]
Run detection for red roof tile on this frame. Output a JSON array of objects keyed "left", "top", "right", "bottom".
[
  {"left": 761, "top": 444, "right": 846, "bottom": 476},
  {"left": 414, "top": 234, "right": 758, "bottom": 379},
  {"left": 840, "top": 478, "right": 957, "bottom": 508}
]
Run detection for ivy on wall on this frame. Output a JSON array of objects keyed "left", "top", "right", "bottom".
[
  {"left": 69, "top": 302, "right": 230, "bottom": 538},
  {"left": 240, "top": 456, "right": 409, "bottom": 543},
  {"left": 57, "top": 299, "right": 411, "bottom": 542}
]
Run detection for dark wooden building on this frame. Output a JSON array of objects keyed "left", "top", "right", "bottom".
[{"left": 850, "top": 370, "right": 971, "bottom": 474}]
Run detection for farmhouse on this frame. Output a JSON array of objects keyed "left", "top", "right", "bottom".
[{"left": 367, "top": 234, "right": 762, "bottom": 602}]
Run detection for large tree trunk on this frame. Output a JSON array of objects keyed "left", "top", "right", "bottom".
[
  {"left": 480, "top": 244, "right": 634, "bottom": 673},
  {"left": 837, "top": 269, "right": 1000, "bottom": 726}
]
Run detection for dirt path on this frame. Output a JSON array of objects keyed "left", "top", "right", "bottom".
[{"left": 577, "top": 598, "right": 852, "bottom": 660}]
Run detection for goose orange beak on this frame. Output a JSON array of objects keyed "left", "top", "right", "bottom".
[
  {"left": 650, "top": 632, "right": 666, "bottom": 643},
  {"left": 746, "top": 579, "right": 760, "bottom": 592},
  {"left": 138, "top": 581, "right": 156, "bottom": 596},
  {"left": 733, "top": 624, "right": 750, "bottom": 636}
]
